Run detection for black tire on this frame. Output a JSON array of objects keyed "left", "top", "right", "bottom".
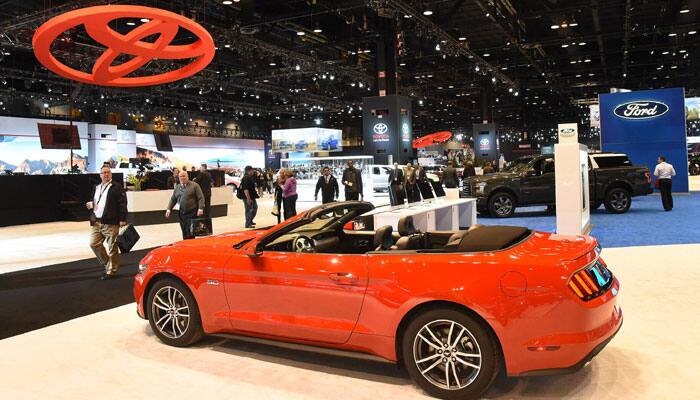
[
  {"left": 401, "top": 308, "right": 500, "bottom": 400},
  {"left": 488, "top": 192, "right": 515, "bottom": 218},
  {"left": 604, "top": 188, "right": 631, "bottom": 214},
  {"left": 690, "top": 163, "right": 700, "bottom": 176},
  {"left": 147, "top": 277, "right": 204, "bottom": 347}
]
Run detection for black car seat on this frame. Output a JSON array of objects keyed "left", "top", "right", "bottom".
[
  {"left": 373, "top": 225, "right": 394, "bottom": 251},
  {"left": 393, "top": 216, "right": 431, "bottom": 250},
  {"left": 443, "top": 224, "right": 484, "bottom": 251}
]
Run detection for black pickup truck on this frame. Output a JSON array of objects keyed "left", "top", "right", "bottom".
[{"left": 462, "top": 153, "right": 652, "bottom": 217}]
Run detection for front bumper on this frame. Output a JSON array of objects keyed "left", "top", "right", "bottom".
[{"left": 134, "top": 273, "right": 146, "bottom": 319}]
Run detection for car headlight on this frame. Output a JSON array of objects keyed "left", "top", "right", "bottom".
[
  {"left": 475, "top": 182, "right": 487, "bottom": 194},
  {"left": 138, "top": 263, "right": 148, "bottom": 273}
]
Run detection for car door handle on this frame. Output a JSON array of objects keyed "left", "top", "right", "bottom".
[{"left": 328, "top": 272, "right": 359, "bottom": 285}]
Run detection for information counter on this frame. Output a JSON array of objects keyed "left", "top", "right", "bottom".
[{"left": 126, "top": 186, "right": 232, "bottom": 225}]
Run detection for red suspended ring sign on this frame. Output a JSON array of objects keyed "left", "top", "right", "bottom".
[
  {"left": 32, "top": 5, "right": 216, "bottom": 87},
  {"left": 412, "top": 131, "right": 453, "bottom": 148}
]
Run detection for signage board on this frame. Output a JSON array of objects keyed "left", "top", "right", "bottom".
[
  {"left": 558, "top": 123, "right": 579, "bottom": 144},
  {"left": 271, "top": 128, "right": 342, "bottom": 153}
]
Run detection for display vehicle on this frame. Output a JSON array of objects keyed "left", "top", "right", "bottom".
[
  {"left": 134, "top": 201, "right": 621, "bottom": 399},
  {"left": 463, "top": 153, "right": 652, "bottom": 217},
  {"left": 689, "top": 153, "right": 700, "bottom": 176}
]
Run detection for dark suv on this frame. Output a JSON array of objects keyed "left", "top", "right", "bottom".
[
  {"left": 690, "top": 153, "right": 700, "bottom": 176},
  {"left": 462, "top": 153, "right": 652, "bottom": 217}
]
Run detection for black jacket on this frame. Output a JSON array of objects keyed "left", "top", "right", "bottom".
[
  {"left": 90, "top": 182, "right": 128, "bottom": 225},
  {"left": 443, "top": 167, "right": 458, "bottom": 188},
  {"left": 341, "top": 167, "right": 363, "bottom": 194},
  {"left": 315, "top": 175, "right": 339, "bottom": 201},
  {"left": 194, "top": 171, "right": 212, "bottom": 196},
  {"left": 388, "top": 168, "right": 404, "bottom": 185}
]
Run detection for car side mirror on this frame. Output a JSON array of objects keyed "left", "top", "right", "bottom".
[{"left": 246, "top": 244, "right": 263, "bottom": 257}]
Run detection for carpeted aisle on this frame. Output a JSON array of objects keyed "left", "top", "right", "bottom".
[
  {"left": 478, "top": 192, "right": 700, "bottom": 248},
  {"left": 0, "top": 248, "right": 152, "bottom": 339}
]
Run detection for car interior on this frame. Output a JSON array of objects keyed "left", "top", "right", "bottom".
[{"left": 262, "top": 204, "right": 531, "bottom": 255}]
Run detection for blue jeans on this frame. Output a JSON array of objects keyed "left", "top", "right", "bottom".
[{"left": 243, "top": 198, "right": 258, "bottom": 227}]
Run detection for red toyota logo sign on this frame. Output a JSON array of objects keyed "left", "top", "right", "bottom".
[{"left": 32, "top": 5, "right": 216, "bottom": 87}]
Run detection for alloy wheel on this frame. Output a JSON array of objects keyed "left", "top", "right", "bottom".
[
  {"left": 412, "top": 319, "right": 483, "bottom": 391},
  {"left": 493, "top": 196, "right": 513, "bottom": 216},
  {"left": 610, "top": 191, "right": 629, "bottom": 210},
  {"left": 151, "top": 286, "right": 190, "bottom": 339}
]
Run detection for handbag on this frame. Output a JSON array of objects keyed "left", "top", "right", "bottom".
[
  {"left": 116, "top": 224, "right": 140, "bottom": 253},
  {"left": 190, "top": 217, "right": 213, "bottom": 237}
]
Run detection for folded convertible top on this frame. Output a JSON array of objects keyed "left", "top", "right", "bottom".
[{"left": 458, "top": 226, "right": 531, "bottom": 252}]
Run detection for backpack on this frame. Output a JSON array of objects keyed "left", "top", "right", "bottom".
[{"left": 236, "top": 184, "right": 245, "bottom": 199}]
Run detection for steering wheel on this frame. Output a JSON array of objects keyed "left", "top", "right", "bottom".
[{"left": 292, "top": 235, "right": 316, "bottom": 253}]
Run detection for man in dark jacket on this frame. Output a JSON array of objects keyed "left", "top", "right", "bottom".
[
  {"left": 388, "top": 163, "right": 405, "bottom": 206},
  {"left": 193, "top": 163, "right": 213, "bottom": 217},
  {"left": 86, "top": 165, "right": 128, "bottom": 280},
  {"left": 166, "top": 170, "right": 205, "bottom": 239},
  {"left": 166, "top": 168, "right": 180, "bottom": 189},
  {"left": 341, "top": 160, "right": 363, "bottom": 201},
  {"left": 442, "top": 161, "right": 458, "bottom": 188},
  {"left": 314, "top": 166, "right": 339, "bottom": 204}
]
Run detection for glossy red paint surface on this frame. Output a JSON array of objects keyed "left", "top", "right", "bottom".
[{"left": 134, "top": 224, "right": 621, "bottom": 376}]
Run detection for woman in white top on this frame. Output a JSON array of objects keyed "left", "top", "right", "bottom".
[{"left": 653, "top": 155, "right": 676, "bottom": 211}]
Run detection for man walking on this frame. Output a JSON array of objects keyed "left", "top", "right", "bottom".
[
  {"left": 165, "top": 170, "right": 204, "bottom": 239},
  {"left": 442, "top": 161, "right": 458, "bottom": 188},
  {"left": 654, "top": 155, "right": 676, "bottom": 211},
  {"left": 240, "top": 166, "right": 258, "bottom": 228},
  {"left": 315, "top": 166, "right": 339, "bottom": 204},
  {"left": 193, "top": 163, "right": 212, "bottom": 217},
  {"left": 86, "top": 165, "right": 128, "bottom": 280},
  {"left": 342, "top": 160, "right": 363, "bottom": 201}
]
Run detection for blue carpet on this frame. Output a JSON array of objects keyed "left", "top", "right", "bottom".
[{"left": 477, "top": 192, "right": 700, "bottom": 248}]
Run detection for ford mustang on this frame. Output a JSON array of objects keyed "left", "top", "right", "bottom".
[{"left": 134, "top": 201, "right": 621, "bottom": 399}]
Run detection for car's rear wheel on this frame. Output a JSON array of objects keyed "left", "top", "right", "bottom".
[
  {"left": 604, "top": 188, "right": 631, "bottom": 214},
  {"left": 147, "top": 278, "right": 204, "bottom": 347},
  {"left": 402, "top": 309, "right": 500, "bottom": 400},
  {"left": 488, "top": 192, "right": 515, "bottom": 218}
]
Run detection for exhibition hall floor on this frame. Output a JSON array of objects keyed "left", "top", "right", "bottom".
[
  {"left": 1, "top": 185, "right": 699, "bottom": 399},
  {"left": 1, "top": 244, "right": 699, "bottom": 399}
]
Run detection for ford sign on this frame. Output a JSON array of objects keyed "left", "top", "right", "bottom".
[
  {"left": 373, "top": 123, "right": 388, "bottom": 134},
  {"left": 560, "top": 128, "right": 576, "bottom": 137},
  {"left": 613, "top": 101, "right": 669, "bottom": 120}
]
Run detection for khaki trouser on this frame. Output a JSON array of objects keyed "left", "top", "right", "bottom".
[{"left": 90, "top": 221, "right": 120, "bottom": 275}]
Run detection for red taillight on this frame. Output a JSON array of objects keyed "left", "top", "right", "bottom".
[{"left": 568, "top": 260, "right": 613, "bottom": 301}]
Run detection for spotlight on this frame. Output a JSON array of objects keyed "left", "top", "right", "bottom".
[
  {"left": 297, "top": 31, "right": 305, "bottom": 36},
  {"left": 423, "top": 10, "right": 433, "bottom": 16},
  {"left": 295, "top": 64, "right": 301, "bottom": 71}
]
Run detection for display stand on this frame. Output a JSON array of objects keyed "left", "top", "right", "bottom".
[
  {"left": 555, "top": 123, "right": 591, "bottom": 235},
  {"left": 364, "top": 198, "right": 477, "bottom": 232}
]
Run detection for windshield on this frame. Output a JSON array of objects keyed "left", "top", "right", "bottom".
[
  {"left": 505, "top": 158, "right": 534, "bottom": 172},
  {"left": 287, "top": 207, "right": 350, "bottom": 234}
]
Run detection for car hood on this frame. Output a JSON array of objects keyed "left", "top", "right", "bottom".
[
  {"left": 467, "top": 172, "right": 519, "bottom": 184},
  {"left": 169, "top": 229, "right": 269, "bottom": 250}
]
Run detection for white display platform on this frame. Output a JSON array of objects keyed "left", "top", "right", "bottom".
[
  {"left": 365, "top": 198, "right": 477, "bottom": 232},
  {"left": 555, "top": 123, "right": 591, "bottom": 235},
  {"left": 444, "top": 188, "right": 460, "bottom": 200},
  {"left": 126, "top": 186, "right": 232, "bottom": 212}
]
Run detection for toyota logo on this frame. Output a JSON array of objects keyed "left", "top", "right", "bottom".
[
  {"left": 373, "top": 123, "right": 388, "bottom": 134},
  {"left": 613, "top": 101, "right": 669, "bottom": 120},
  {"left": 479, "top": 138, "right": 490, "bottom": 146}
]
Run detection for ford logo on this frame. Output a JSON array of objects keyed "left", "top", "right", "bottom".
[
  {"left": 373, "top": 123, "right": 388, "bottom": 134},
  {"left": 560, "top": 128, "right": 576, "bottom": 137},
  {"left": 613, "top": 101, "right": 669, "bottom": 120}
]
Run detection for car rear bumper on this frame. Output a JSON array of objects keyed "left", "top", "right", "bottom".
[{"left": 503, "top": 278, "right": 622, "bottom": 376}]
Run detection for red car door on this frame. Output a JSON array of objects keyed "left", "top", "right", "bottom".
[{"left": 223, "top": 252, "right": 368, "bottom": 344}]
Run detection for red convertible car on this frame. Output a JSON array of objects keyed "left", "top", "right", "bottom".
[{"left": 134, "top": 201, "right": 621, "bottom": 399}]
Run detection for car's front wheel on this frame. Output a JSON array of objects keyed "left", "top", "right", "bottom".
[
  {"left": 604, "top": 188, "right": 631, "bottom": 214},
  {"left": 488, "top": 192, "right": 515, "bottom": 218},
  {"left": 147, "top": 277, "right": 204, "bottom": 347},
  {"left": 402, "top": 309, "right": 500, "bottom": 400}
]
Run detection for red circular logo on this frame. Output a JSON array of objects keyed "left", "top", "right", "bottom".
[{"left": 32, "top": 5, "right": 216, "bottom": 87}]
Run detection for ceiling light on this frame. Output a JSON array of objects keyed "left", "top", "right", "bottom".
[
  {"left": 269, "top": 62, "right": 276, "bottom": 66},
  {"left": 222, "top": 0, "right": 233, "bottom": 4},
  {"left": 458, "top": 37, "right": 467, "bottom": 41},
  {"left": 224, "top": 44, "right": 231, "bottom": 48},
  {"left": 689, "top": 30, "right": 697, "bottom": 35},
  {"left": 399, "top": 62, "right": 406, "bottom": 66},
  {"left": 662, "top": 51, "right": 670, "bottom": 55},
  {"left": 483, "top": 53, "right": 490, "bottom": 57},
  {"left": 491, "top": 77, "right": 496, "bottom": 83},
  {"left": 569, "top": 22, "right": 578, "bottom": 27},
  {"left": 295, "top": 64, "right": 301, "bottom": 71},
  {"left": 579, "top": 42, "right": 586, "bottom": 46},
  {"left": 680, "top": 9, "right": 690, "bottom": 13},
  {"left": 475, "top": 65, "right": 480, "bottom": 72},
  {"left": 669, "top": 32, "right": 677, "bottom": 37},
  {"left": 423, "top": 10, "right": 433, "bottom": 16},
  {"left": 435, "top": 43, "right": 441, "bottom": 51},
  {"left": 562, "top": 44, "right": 569, "bottom": 48},
  {"left": 313, "top": 28, "right": 322, "bottom": 33},
  {"left": 297, "top": 31, "right": 305, "bottom": 36},
  {"left": 584, "top": 58, "right": 591, "bottom": 63},
  {"left": 550, "top": 25, "right": 560, "bottom": 29},
  {"left": 680, "top": 49, "right": 687, "bottom": 53},
  {"left": 560, "top": 22, "right": 569, "bottom": 28}
]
